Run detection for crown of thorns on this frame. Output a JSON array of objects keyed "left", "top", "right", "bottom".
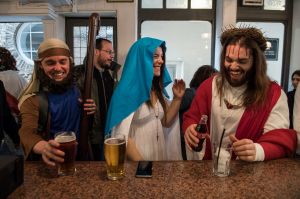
[{"left": 220, "top": 25, "right": 267, "bottom": 51}]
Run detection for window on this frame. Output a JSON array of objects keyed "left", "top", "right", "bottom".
[
  {"left": 139, "top": 0, "right": 215, "bottom": 97},
  {"left": 66, "top": 17, "right": 117, "bottom": 66},
  {"left": 16, "top": 22, "right": 44, "bottom": 65}
]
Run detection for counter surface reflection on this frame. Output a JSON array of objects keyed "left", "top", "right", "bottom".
[{"left": 9, "top": 158, "right": 300, "bottom": 198}]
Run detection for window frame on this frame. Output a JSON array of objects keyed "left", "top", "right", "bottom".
[
  {"left": 65, "top": 17, "right": 118, "bottom": 63},
  {"left": 237, "top": 0, "right": 293, "bottom": 91}
]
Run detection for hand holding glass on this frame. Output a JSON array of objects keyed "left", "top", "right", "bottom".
[{"left": 54, "top": 131, "right": 77, "bottom": 176}]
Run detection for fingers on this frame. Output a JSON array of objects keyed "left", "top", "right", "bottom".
[
  {"left": 41, "top": 141, "right": 65, "bottom": 167},
  {"left": 82, "top": 99, "right": 97, "bottom": 115},
  {"left": 229, "top": 134, "right": 238, "bottom": 142},
  {"left": 184, "top": 124, "right": 199, "bottom": 149},
  {"left": 231, "top": 138, "right": 256, "bottom": 162}
]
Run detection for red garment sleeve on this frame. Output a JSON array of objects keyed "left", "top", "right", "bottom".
[{"left": 257, "top": 129, "right": 297, "bottom": 160}]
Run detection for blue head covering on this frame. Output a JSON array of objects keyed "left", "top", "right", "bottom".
[{"left": 105, "top": 37, "right": 172, "bottom": 134}]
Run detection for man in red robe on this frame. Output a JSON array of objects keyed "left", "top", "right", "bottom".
[{"left": 183, "top": 27, "right": 297, "bottom": 161}]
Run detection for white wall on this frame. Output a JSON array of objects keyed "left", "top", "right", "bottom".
[{"left": 290, "top": 0, "right": 300, "bottom": 91}]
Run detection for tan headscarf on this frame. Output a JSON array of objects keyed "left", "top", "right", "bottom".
[{"left": 18, "top": 38, "right": 72, "bottom": 109}]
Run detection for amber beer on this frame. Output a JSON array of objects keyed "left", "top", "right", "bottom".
[
  {"left": 54, "top": 131, "right": 77, "bottom": 176},
  {"left": 104, "top": 134, "right": 126, "bottom": 180}
]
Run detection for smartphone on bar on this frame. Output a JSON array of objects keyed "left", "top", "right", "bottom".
[{"left": 135, "top": 161, "right": 153, "bottom": 178}]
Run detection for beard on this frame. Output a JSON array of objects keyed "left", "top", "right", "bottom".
[
  {"left": 37, "top": 67, "right": 75, "bottom": 94},
  {"left": 224, "top": 67, "right": 252, "bottom": 87}
]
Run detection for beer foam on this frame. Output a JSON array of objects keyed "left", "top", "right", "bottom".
[
  {"left": 104, "top": 138, "right": 125, "bottom": 145},
  {"left": 55, "top": 135, "right": 76, "bottom": 143}
]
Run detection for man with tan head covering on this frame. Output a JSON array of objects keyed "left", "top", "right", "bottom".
[
  {"left": 19, "top": 38, "right": 96, "bottom": 166},
  {"left": 183, "top": 26, "right": 297, "bottom": 162}
]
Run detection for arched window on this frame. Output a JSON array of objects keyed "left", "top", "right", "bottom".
[{"left": 16, "top": 22, "right": 44, "bottom": 65}]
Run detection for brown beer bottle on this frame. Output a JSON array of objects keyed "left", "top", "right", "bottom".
[{"left": 192, "top": 115, "right": 208, "bottom": 152}]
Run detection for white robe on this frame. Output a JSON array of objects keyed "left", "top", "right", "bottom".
[{"left": 112, "top": 101, "right": 182, "bottom": 161}]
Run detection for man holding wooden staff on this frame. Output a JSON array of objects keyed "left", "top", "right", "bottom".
[{"left": 76, "top": 37, "right": 120, "bottom": 160}]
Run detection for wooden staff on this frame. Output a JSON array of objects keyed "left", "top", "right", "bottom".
[{"left": 77, "top": 13, "right": 100, "bottom": 160}]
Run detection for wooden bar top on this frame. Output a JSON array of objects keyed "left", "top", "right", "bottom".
[{"left": 9, "top": 158, "right": 300, "bottom": 198}]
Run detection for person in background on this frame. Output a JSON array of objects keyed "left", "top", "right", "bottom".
[
  {"left": 18, "top": 38, "right": 96, "bottom": 166},
  {"left": 105, "top": 37, "right": 185, "bottom": 161},
  {"left": 179, "top": 65, "right": 217, "bottom": 160},
  {"left": 183, "top": 26, "right": 296, "bottom": 162},
  {"left": 0, "top": 80, "right": 20, "bottom": 154},
  {"left": 75, "top": 37, "right": 121, "bottom": 160},
  {"left": 287, "top": 70, "right": 300, "bottom": 128},
  {"left": 293, "top": 84, "right": 300, "bottom": 156},
  {"left": 0, "top": 47, "right": 27, "bottom": 118}
]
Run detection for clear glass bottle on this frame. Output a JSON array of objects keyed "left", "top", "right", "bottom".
[{"left": 192, "top": 115, "right": 208, "bottom": 152}]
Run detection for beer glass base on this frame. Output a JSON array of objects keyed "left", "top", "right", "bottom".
[
  {"left": 58, "top": 168, "right": 77, "bottom": 176},
  {"left": 107, "top": 174, "right": 124, "bottom": 180}
]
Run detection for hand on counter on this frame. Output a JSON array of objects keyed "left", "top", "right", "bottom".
[{"left": 230, "top": 135, "right": 256, "bottom": 162}]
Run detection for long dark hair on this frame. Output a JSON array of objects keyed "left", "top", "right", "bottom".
[
  {"left": 217, "top": 36, "right": 270, "bottom": 108},
  {"left": 0, "top": 47, "right": 18, "bottom": 71},
  {"left": 189, "top": 65, "right": 217, "bottom": 89},
  {"left": 147, "top": 44, "right": 167, "bottom": 121}
]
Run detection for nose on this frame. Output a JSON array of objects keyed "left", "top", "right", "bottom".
[
  {"left": 229, "top": 61, "right": 239, "bottom": 69},
  {"left": 158, "top": 57, "right": 164, "bottom": 64},
  {"left": 53, "top": 63, "right": 62, "bottom": 70}
]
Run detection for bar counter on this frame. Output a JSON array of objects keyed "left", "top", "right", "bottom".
[{"left": 9, "top": 158, "right": 300, "bottom": 198}]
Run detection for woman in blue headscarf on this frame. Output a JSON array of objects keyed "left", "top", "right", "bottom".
[{"left": 105, "top": 37, "right": 185, "bottom": 161}]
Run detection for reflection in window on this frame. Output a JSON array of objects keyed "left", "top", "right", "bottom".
[
  {"left": 16, "top": 22, "right": 44, "bottom": 65},
  {"left": 142, "top": 0, "right": 163, "bottom": 8},
  {"left": 166, "top": 0, "right": 188, "bottom": 9},
  {"left": 191, "top": 0, "right": 212, "bottom": 9},
  {"left": 264, "top": 0, "right": 285, "bottom": 11},
  {"left": 73, "top": 26, "right": 114, "bottom": 65}
]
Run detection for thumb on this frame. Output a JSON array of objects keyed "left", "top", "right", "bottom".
[{"left": 229, "top": 134, "right": 238, "bottom": 142}]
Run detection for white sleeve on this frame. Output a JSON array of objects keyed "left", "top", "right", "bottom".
[
  {"left": 293, "top": 85, "right": 300, "bottom": 154},
  {"left": 263, "top": 90, "right": 289, "bottom": 133},
  {"left": 254, "top": 90, "right": 289, "bottom": 160},
  {"left": 111, "top": 112, "right": 134, "bottom": 145}
]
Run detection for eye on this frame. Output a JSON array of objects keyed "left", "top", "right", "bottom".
[{"left": 225, "top": 57, "right": 232, "bottom": 62}]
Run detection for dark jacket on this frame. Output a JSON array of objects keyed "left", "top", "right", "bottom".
[
  {"left": 74, "top": 64, "right": 120, "bottom": 160},
  {"left": 0, "top": 80, "right": 19, "bottom": 145},
  {"left": 287, "top": 89, "right": 296, "bottom": 129}
]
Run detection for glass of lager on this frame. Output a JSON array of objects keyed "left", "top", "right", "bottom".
[
  {"left": 104, "top": 134, "right": 126, "bottom": 180},
  {"left": 54, "top": 131, "right": 77, "bottom": 176}
]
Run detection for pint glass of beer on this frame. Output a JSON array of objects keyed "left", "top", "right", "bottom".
[
  {"left": 54, "top": 131, "right": 77, "bottom": 176},
  {"left": 104, "top": 134, "right": 126, "bottom": 180}
]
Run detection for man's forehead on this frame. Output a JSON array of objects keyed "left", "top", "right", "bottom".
[
  {"left": 43, "top": 55, "right": 69, "bottom": 62},
  {"left": 226, "top": 44, "right": 251, "bottom": 58}
]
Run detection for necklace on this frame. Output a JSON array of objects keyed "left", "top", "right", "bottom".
[{"left": 153, "top": 102, "right": 159, "bottom": 142}]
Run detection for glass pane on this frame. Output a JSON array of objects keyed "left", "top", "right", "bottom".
[
  {"left": 80, "top": 47, "right": 87, "bottom": 57},
  {"left": 237, "top": 22, "right": 284, "bottom": 84},
  {"left": 141, "top": 20, "right": 212, "bottom": 98},
  {"left": 31, "top": 23, "right": 43, "bottom": 32},
  {"left": 191, "top": 0, "right": 212, "bottom": 9},
  {"left": 74, "top": 27, "right": 80, "bottom": 38},
  {"left": 166, "top": 0, "right": 188, "bottom": 9},
  {"left": 142, "top": 0, "right": 163, "bottom": 8},
  {"left": 31, "top": 33, "right": 44, "bottom": 51},
  {"left": 20, "top": 33, "right": 31, "bottom": 51},
  {"left": 264, "top": 0, "right": 285, "bottom": 11},
  {"left": 74, "top": 47, "right": 80, "bottom": 57},
  {"left": 74, "top": 58, "right": 81, "bottom": 66},
  {"left": 74, "top": 37, "right": 80, "bottom": 48}
]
